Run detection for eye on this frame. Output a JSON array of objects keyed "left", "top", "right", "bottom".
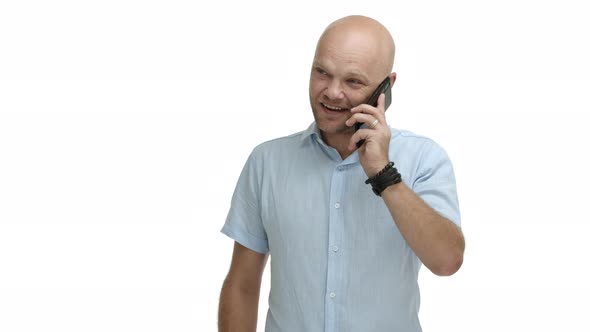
[
  {"left": 347, "top": 79, "right": 364, "bottom": 87},
  {"left": 315, "top": 67, "right": 328, "bottom": 76}
]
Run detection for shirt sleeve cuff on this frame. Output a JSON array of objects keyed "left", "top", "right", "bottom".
[{"left": 220, "top": 224, "right": 269, "bottom": 254}]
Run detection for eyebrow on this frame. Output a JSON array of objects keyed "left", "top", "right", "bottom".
[
  {"left": 347, "top": 70, "right": 369, "bottom": 83},
  {"left": 312, "top": 62, "right": 328, "bottom": 71},
  {"left": 313, "top": 62, "right": 370, "bottom": 82}
]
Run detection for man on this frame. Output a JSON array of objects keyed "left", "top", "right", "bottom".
[{"left": 218, "top": 15, "right": 465, "bottom": 332}]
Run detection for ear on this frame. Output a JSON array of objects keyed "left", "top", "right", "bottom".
[{"left": 389, "top": 72, "right": 397, "bottom": 86}]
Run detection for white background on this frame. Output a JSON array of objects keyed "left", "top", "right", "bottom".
[{"left": 1, "top": 0, "right": 589, "bottom": 331}]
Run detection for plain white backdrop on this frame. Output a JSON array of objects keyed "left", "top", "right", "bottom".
[{"left": 1, "top": 0, "right": 589, "bottom": 331}]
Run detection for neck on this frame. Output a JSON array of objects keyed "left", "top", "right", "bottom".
[{"left": 321, "top": 131, "right": 353, "bottom": 160}]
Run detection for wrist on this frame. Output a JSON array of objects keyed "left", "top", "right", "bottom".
[
  {"left": 380, "top": 180, "right": 403, "bottom": 196},
  {"left": 367, "top": 160, "right": 391, "bottom": 178},
  {"left": 365, "top": 161, "right": 402, "bottom": 196}
]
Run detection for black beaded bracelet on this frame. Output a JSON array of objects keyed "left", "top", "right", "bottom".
[{"left": 365, "top": 162, "right": 402, "bottom": 196}]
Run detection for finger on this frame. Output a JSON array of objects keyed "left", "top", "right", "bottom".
[
  {"left": 351, "top": 97, "right": 385, "bottom": 120},
  {"left": 348, "top": 128, "right": 371, "bottom": 151},
  {"left": 345, "top": 113, "right": 378, "bottom": 128},
  {"left": 376, "top": 93, "right": 386, "bottom": 112},
  {"left": 350, "top": 107, "right": 384, "bottom": 126}
]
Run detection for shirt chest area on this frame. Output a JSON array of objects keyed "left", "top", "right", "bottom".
[{"left": 258, "top": 159, "right": 404, "bottom": 252}]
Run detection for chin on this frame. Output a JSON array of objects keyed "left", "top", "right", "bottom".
[{"left": 317, "top": 119, "right": 353, "bottom": 136}]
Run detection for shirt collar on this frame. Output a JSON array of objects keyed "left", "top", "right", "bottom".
[
  {"left": 300, "top": 122, "right": 361, "bottom": 165},
  {"left": 300, "top": 122, "right": 321, "bottom": 143}
]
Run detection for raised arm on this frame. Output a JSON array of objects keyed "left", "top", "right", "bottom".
[
  {"left": 348, "top": 93, "right": 464, "bottom": 276},
  {"left": 380, "top": 182, "right": 464, "bottom": 276}
]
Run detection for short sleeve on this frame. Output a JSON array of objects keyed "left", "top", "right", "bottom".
[
  {"left": 221, "top": 150, "right": 269, "bottom": 254},
  {"left": 412, "top": 142, "right": 461, "bottom": 227}
]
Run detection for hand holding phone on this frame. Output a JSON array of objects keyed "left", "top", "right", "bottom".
[{"left": 355, "top": 77, "right": 392, "bottom": 148}]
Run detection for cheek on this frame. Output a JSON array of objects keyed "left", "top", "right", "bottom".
[
  {"left": 309, "top": 81, "right": 325, "bottom": 98},
  {"left": 350, "top": 90, "right": 370, "bottom": 107},
  {"left": 309, "top": 83, "right": 322, "bottom": 111}
]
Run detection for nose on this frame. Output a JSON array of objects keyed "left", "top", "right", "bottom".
[{"left": 325, "top": 79, "right": 344, "bottom": 100}]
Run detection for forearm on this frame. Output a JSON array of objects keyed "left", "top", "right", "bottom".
[
  {"left": 218, "top": 278, "right": 261, "bottom": 332},
  {"left": 381, "top": 182, "right": 464, "bottom": 276}
]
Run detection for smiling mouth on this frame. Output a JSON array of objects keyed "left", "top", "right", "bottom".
[{"left": 321, "top": 102, "right": 350, "bottom": 112}]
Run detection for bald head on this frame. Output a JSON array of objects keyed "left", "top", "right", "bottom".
[{"left": 316, "top": 15, "right": 395, "bottom": 76}]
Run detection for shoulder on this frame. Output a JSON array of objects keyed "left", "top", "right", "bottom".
[
  {"left": 248, "top": 129, "right": 307, "bottom": 161},
  {"left": 252, "top": 130, "right": 305, "bottom": 151},
  {"left": 387, "top": 127, "right": 454, "bottom": 177},
  {"left": 390, "top": 127, "right": 446, "bottom": 154}
]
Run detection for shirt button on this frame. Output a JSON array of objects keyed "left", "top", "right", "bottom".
[
  {"left": 334, "top": 202, "right": 341, "bottom": 209},
  {"left": 331, "top": 245, "right": 339, "bottom": 252},
  {"left": 329, "top": 292, "right": 336, "bottom": 298}
]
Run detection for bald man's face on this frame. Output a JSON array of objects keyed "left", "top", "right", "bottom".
[{"left": 309, "top": 28, "right": 390, "bottom": 140}]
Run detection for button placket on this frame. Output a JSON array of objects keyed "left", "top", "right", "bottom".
[{"left": 324, "top": 164, "right": 346, "bottom": 332}]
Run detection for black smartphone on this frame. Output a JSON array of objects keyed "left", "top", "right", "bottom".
[{"left": 355, "top": 76, "right": 392, "bottom": 148}]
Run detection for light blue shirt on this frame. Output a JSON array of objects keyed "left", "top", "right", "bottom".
[{"left": 221, "top": 122, "right": 461, "bottom": 332}]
